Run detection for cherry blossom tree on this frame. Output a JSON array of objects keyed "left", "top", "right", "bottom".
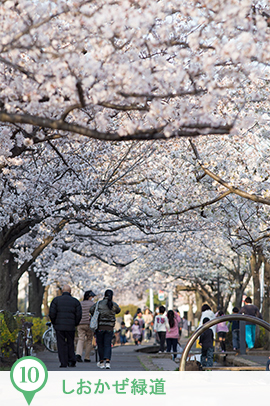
[
  {"left": 0, "top": 0, "right": 269, "bottom": 157},
  {"left": 1, "top": 0, "right": 270, "bottom": 314}
]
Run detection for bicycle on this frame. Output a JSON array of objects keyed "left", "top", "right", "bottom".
[
  {"left": 15, "top": 312, "right": 35, "bottom": 358},
  {"left": 42, "top": 321, "right": 58, "bottom": 352}
]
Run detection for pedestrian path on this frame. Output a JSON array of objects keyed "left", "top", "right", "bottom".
[
  {"left": 36, "top": 343, "right": 145, "bottom": 371},
  {"left": 35, "top": 337, "right": 270, "bottom": 372}
]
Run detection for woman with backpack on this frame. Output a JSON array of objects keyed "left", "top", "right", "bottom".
[{"left": 89, "top": 289, "right": 120, "bottom": 370}]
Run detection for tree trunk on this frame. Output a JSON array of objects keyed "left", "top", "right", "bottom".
[
  {"left": 0, "top": 219, "right": 68, "bottom": 312},
  {"left": 0, "top": 247, "right": 21, "bottom": 311},
  {"left": 194, "top": 291, "right": 204, "bottom": 320},
  {"left": 263, "top": 258, "right": 270, "bottom": 323},
  {"left": 28, "top": 268, "right": 45, "bottom": 318},
  {"left": 250, "top": 250, "right": 263, "bottom": 308}
]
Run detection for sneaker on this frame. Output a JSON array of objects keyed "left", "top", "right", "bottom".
[
  {"left": 84, "top": 359, "right": 91, "bottom": 362},
  {"left": 76, "top": 354, "right": 83, "bottom": 362},
  {"left": 97, "top": 361, "right": 105, "bottom": 369},
  {"left": 105, "top": 361, "right": 111, "bottom": 369}
]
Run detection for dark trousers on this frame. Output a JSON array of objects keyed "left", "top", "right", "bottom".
[
  {"left": 96, "top": 330, "right": 113, "bottom": 361},
  {"left": 158, "top": 331, "right": 166, "bottom": 352},
  {"left": 56, "top": 330, "right": 76, "bottom": 367},
  {"left": 201, "top": 346, "right": 214, "bottom": 367},
  {"left": 166, "top": 337, "right": 178, "bottom": 353}
]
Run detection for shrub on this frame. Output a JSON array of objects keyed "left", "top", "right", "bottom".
[
  {"left": 0, "top": 313, "right": 47, "bottom": 357},
  {"left": 0, "top": 312, "right": 18, "bottom": 357},
  {"left": 118, "top": 304, "right": 139, "bottom": 318}
]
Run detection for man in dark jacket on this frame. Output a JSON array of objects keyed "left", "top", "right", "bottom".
[
  {"left": 49, "top": 284, "right": 82, "bottom": 367},
  {"left": 239, "top": 296, "right": 262, "bottom": 350}
]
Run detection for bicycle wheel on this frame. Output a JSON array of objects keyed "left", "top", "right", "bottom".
[
  {"left": 17, "top": 331, "right": 26, "bottom": 358},
  {"left": 43, "top": 329, "right": 58, "bottom": 352}
]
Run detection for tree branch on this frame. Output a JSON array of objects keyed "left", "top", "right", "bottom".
[
  {"left": 189, "top": 139, "right": 270, "bottom": 206},
  {"left": 0, "top": 111, "right": 233, "bottom": 142}
]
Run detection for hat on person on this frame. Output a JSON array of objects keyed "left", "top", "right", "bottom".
[{"left": 84, "top": 290, "right": 96, "bottom": 300}]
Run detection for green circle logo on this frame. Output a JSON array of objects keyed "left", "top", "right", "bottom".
[{"left": 10, "top": 356, "right": 48, "bottom": 405}]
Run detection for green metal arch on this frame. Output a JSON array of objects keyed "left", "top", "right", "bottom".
[{"left": 179, "top": 314, "right": 270, "bottom": 371}]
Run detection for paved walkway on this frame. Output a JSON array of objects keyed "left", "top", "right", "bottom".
[
  {"left": 35, "top": 337, "right": 270, "bottom": 372},
  {"left": 36, "top": 343, "right": 146, "bottom": 371}
]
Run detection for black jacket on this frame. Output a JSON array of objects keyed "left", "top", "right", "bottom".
[
  {"left": 49, "top": 292, "right": 82, "bottom": 331},
  {"left": 199, "top": 328, "right": 213, "bottom": 350}
]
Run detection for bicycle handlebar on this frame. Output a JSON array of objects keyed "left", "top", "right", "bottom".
[{"left": 13, "top": 311, "right": 36, "bottom": 316}]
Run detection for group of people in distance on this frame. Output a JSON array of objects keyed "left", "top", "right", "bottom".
[
  {"left": 198, "top": 296, "right": 262, "bottom": 368},
  {"left": 48, "top": 284, "right": 262, "bottom": 371}
]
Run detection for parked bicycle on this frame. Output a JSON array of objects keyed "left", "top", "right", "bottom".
[
  {"left": 42, "top": 321, "right": 57, "bottom": 353},
  {"left": 15, "top": 312, "right": 35, "bottom": 358}
]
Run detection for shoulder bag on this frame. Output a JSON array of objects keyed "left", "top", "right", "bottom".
[{"left": 90, "top": 301, "right": 100, "bottom": 331}]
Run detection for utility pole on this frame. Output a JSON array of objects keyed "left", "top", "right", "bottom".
[{"left": 149, "top": 278, "right": 154, "bottom": 313}]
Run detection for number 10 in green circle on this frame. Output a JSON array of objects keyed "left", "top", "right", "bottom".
[
  {"left": 10, "top": 356, "right": 48, "bottom": 405},
  {"left": 20, "top": 366, "right": 39, "bottom": 383}
]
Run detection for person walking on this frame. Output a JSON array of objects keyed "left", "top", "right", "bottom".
[
  {"left": 135, "top": 311, "right": 145, "bottom": 343},
  {"left": 231, "top": 306, "right": 240, "bottom": 351},
  {"left": 124, "top": 310, "right": 133, "bottom": 339},
  {"left": 143, "top": 308, "right": 153, "bottom": 342},
  {"left": 166, "top": 310, "right": 181, "bottom": 360},
  {"left": 75, "top": 290, "right": 96, "bottom": 363},
  {"left": 198, "top": 304, "right": 216, "bottom": 336},
  {"left": 199, "top": 317, "right": 214, "bottom": 368},
  {"left": 49, "top": 284, "right": 82, "bottom": 368},
  {"left": 120, "top": 321, "right": 127, "bottom": 345},
  {"left": 90, "top": 289, "right": 120, "bottom": 370},
  {"left": 131, "top": 319, "right": 141, "bottom": 345},
  {"left": 239, "top": 296, "right": 262, "bottom": 350},
  {"left": 153, "top": 305, "right": 170, "bottom": 353},
  {"left": 215, "top": 310, "right": 229, "bottom": 353}
]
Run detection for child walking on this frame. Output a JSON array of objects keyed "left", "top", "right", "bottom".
[
  {"left": 199, "top": 317, "right": 214, "bottom": 367},
  {"left": 215, "top": 310, "right": 229, "bottom": 353},
  {"left": 131, "top": 320, "right": 141, "bottom": 345},
  {"left": 166, "top": 310, "right": 181, "bottom": 360},
  {"left": 120, "top": 321, "right": 127, "bottom": 345}
]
